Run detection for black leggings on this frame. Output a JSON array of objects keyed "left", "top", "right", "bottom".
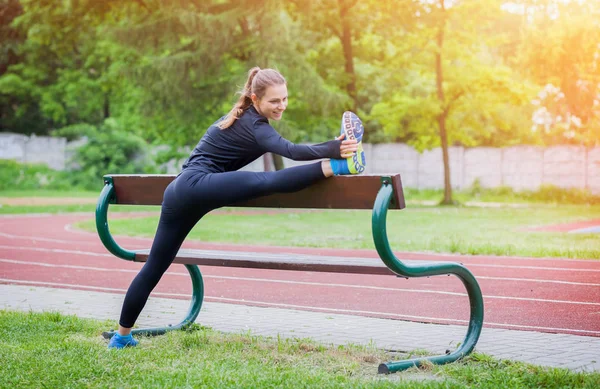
[{"left": 118, "top": 161, "right": 325, "bottom": 328}]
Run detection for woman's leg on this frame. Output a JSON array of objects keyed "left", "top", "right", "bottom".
[
  {"left": 321, "top": 160, "right": 334, "bottom": 177},
  {"left": 114, "top": 161, "right": 332, "bottom": 339},
  {"left": 185, "top": 161, "right": 329, "bottom": 208},
  {"left": 116, "top": 183, "right": 206, "bottom": 334}
]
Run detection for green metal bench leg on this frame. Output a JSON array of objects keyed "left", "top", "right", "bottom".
[
  {"left": 97, "top": 178, "right": 205, "bottom": 339},
  {"left": 103, "top": 264, "right": 204, "bottom": 339},
  {"left": 373, "top": 178, "right": 484, "bottom": 374}
]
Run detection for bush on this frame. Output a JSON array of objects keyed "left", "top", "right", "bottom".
[
  {"left": 0, "top": 119, "right": 159, "bottom": 192},
  {"left": 521, "top": 184, "right": 600, "bottom": 205},
  {"left": 464, "top": 180, "right": 600, "bottom": 205},
  {"left": 55, "top": 119, "right": 158, "bottom": 190},
  {"left": 0, "top": 160, "right": 75, "bottom": 190}
]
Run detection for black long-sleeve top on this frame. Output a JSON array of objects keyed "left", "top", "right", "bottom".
[{"left": 181, "top": 106, "right": 341, "bottom": 173}]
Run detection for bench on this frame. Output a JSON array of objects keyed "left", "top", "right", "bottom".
[{"left": 96, "top": 173, "right": 484, "bottom": 374}]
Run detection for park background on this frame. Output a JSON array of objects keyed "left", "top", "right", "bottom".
[
  {"left": 2, "top": 1, "right": 600, "bottom": 387},
  {"left": 1, "top": 0, "right": 600, "bottom": 205}
]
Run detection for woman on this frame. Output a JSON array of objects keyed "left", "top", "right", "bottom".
[{"left": 108, "top": 67, "right": 365, "bottom": 348}]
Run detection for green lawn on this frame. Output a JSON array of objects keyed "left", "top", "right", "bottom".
[
  {"left": 73, "top": 205, "right": 600, "bottom": 259},
  {"left": 1, "top": 311, "right": 598, "bottom": 389}
]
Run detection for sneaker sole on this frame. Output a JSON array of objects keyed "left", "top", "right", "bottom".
[
  {"left": 341, "top": 111, "right": 364, "bottom": 143},
  {"left": 351, "top": 143, "right": 366, "bottom": 174}
]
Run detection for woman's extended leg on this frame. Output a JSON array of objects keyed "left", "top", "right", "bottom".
[{"left": 182, "top": 161, "right": 330, "bottom": 208}]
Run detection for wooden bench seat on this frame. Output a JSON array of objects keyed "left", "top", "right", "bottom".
[
  {"left": 133, "top": 248, "right": 435, "bottom": 275},
  {"left": 96, "top": 173, "right": 483, "bottom": 374},
  {"left": 106, "top": 173, "right": 405, "bottom": 209}
]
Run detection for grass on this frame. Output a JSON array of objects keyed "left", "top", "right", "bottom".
[
  {"left": 1, "top": 310, "right": 598, "bottom": 389},
  {"left": 73, "top": 205, "right": 600, "bottom": 259}
]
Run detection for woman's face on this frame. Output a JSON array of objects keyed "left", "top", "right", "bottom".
[{"left": 253, "top": 83, "right": 288, "bottom": 121}]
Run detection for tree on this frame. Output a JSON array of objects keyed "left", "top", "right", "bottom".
[
  {"left": 0, "top": 0, "right": 50, "bottom": 133},
  {"left": 514, "top": 0, "right": 600, "bottom": 146},
  {"left": 372, "top": 0, "right": 531, "bottom": 204},
  {"left": 0, "top": 0, "right": 144, "bottom": 134},
  {"left": 93, "top": 0, "right": 350, "bottom": 148}
]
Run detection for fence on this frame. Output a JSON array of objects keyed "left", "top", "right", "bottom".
[{"left": 2, "top": 132, "right": 599, "bottom": 194}]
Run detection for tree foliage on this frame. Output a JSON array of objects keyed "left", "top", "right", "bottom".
[
  {"left": 1, "top": 0, "right": 599, "bottom": 198},
  {"left": 54, "top": 118, "right": 157, "bottom": 187}
]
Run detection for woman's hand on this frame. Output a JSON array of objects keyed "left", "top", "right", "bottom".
[{"left": 337, "top": 134, "right": 359, "bottom": 158}]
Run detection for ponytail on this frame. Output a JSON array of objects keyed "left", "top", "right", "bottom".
[
  {"left": 218, "top": 67, "right": 261, "bottom": 129},
  {"left": 218, "top": 66, "right": 286, "bottom": 129}
]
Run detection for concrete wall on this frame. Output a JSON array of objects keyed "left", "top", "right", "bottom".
[
  {"left": 0, "top": 133, "right": 67, "bottom": 170},
  {"left": 2, "top": 132, "right": 599, "bottom": 194},
  {"left": 281, "top": 143, "right": 600, "bottom": 194}
]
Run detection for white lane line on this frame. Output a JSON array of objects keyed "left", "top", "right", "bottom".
[
  {"left": 65, "top": 223, "right": 97, "bottom": 235},
  {"left": 0, "top": 259, "right": 136, "bottom": 271},
  {"left": 467, "top": 264, "right": 600, "bottom": 272},
  {"left": 3, "top": 243, "right": 600, "bottom": 273},
  {"left": 476, "top": 275, "right": 600, "bottom": 287},
  {"left": 0, "top": 231, "right": 147, "bottom": 246},
  {"left": 0, "top": 244, "right": 148, "bottom": 254},
  {"left": 64, "top": 223, "right": 155, "bottom": 243},
  {"left": 3, "top": 259, "right": 600, "bottom": 306},
  {"left": 0, "top": 278, "right": 127, "bottom": 293},
  {"left": 2, "top": 278, "right": 600, "bottom": 336},
  {"left": 0, "top": 232, "right": 96, "bottom": 245},
  {"left": 0, "top": 246, "right": 112, "bottom": 257}
]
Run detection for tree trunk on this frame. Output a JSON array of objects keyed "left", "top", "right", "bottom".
[
  {"left": 438, "top": 112, "right": 453, "bottom": 204},
  {"left": 435, "top": 0, "right": 453, "bottom": 205},
  {"left": 338, "top": 0, "right": 357, "bottom": 112},
  {"left": 263, "top": 153, "right": 285, "bottom": 171},
  {"left": 272, "top": 153, "right": 285, "bottom": 171},
  {"left": 263, "top": 153, "right": 276, "bottom": 171},
  {"left": 103, "top": 92, "right": 110, "bottom": 119}
]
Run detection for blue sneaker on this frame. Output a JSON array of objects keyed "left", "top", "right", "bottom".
[
  {"left": 331, "top": 111, "right": 366, "bottom": 175},
  {"left": 107, "top": 333, "right": 139, "bottom": 349}
]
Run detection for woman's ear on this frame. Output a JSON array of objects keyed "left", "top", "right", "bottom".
[{"left": 251, "top": 93, "right": 259, "bottom": 105}]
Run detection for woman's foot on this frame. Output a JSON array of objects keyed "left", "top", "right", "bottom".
[
  {"left": 107, "top": 333, "right": 139, "bottom": 349},
  {"left": 331, "top": 111, "right": 366, "bottom": 175}
]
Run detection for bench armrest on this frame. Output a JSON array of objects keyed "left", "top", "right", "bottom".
[{"left": 96, "top": 177, "right": 136, "bottom": 261}]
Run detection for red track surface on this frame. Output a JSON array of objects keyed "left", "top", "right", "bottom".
[
  {"left": 1, "top": 213, "right": 599, "bottom": 337},
  {"left": 527, "top": 219, "right": 600, "bottom": 232}
]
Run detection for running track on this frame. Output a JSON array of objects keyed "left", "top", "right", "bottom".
[{"left": 1, "top": 213, "right": 599, "bottom": 337}]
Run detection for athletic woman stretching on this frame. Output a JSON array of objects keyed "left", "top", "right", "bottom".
[{"left": 108, "top": 67, "right": 366, "bottom": 348}]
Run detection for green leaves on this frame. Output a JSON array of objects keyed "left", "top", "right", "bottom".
[
  {"left": 53, "top": 119, "right": 157, "bottom": 188},
  {"left": 2, "top": 0, "right": 598, "bottom": 147}
]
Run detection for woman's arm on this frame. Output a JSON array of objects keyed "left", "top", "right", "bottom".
[{"left": 254, "top": 120, "right": 356, "bottom": 161}]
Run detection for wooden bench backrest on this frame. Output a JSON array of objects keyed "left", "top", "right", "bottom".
[{"left": 106, "top": 174, "right": 405, "bottom": 210}]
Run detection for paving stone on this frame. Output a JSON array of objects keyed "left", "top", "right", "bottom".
[{"left": 1, "top": 284, "right": 599, "bottom": 372}]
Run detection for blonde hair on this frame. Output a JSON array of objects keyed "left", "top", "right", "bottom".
[{"left": 218, "top": 67, "right": 286, "bottom": 129}]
